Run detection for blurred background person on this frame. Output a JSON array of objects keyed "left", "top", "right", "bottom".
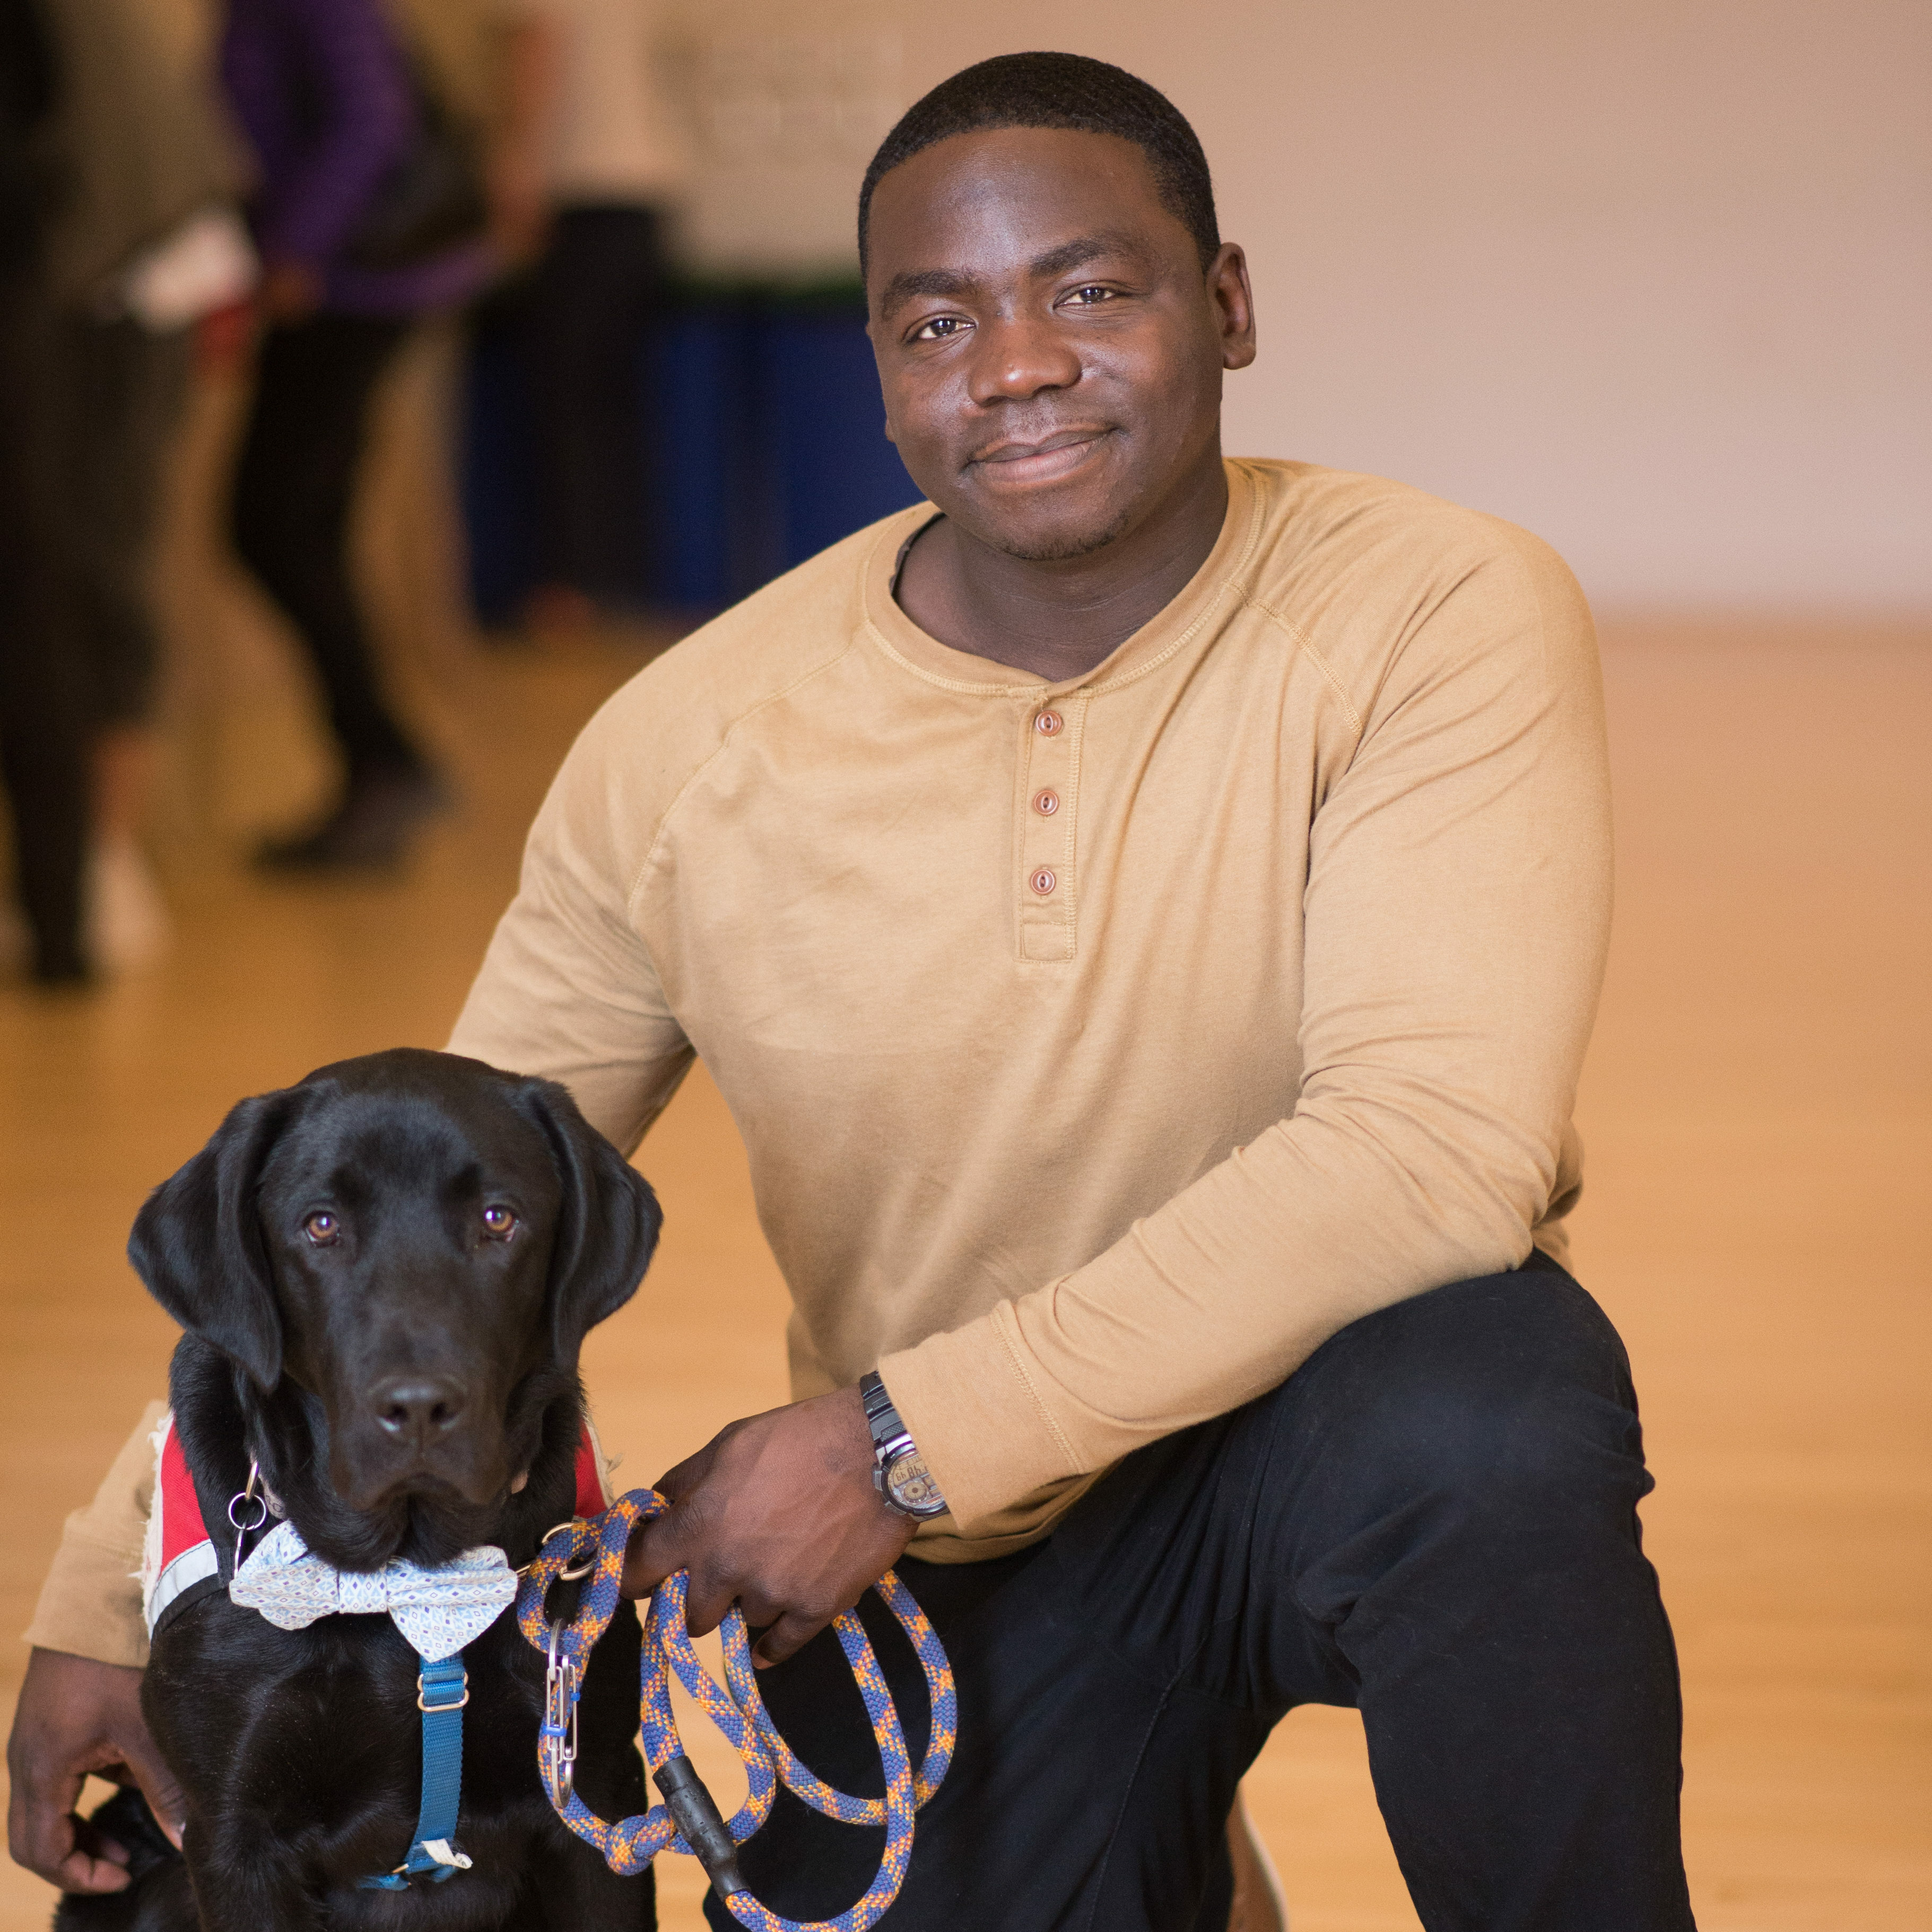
[
  {"left": 0, "top": 0, "right": 83, "bottom": 986},
  {"left": 36, "top": 0, "right": 251, "bottom": 971},
  {"left": 0, "top": 0, "right": 249, "bottom": 985},
  {"left": 223, "top": 0, "right": 498, "bottom": 872},
  {"left": 496, "top": 0, "right": 687, "bottom": 640}
]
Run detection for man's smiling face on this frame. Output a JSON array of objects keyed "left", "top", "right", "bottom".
[{"left": 866, "top": 125, "right": 1255, "bottom": 565}]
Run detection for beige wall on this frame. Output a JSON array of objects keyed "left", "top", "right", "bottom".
[{"left": 671, "top": 0, "right": 1929, "bottom": 612}]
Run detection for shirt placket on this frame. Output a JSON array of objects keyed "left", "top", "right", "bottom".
[{"left": 1017, "top": 694, "right": 1086, "bottom": 963}]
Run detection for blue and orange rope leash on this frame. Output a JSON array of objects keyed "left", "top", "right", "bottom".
[{"left": 515, "top": 1489, "right": 957, "bottom": 1931}]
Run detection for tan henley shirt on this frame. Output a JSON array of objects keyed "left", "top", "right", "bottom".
[{"left": 28, "top": 459, "right": 1611, "bottom": 1660}]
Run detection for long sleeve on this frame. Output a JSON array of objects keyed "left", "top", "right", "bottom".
[
  {"left": 878, "top": 532, "right": 1613, "bottom": 1529},
  {"left": 24, "top": 1403, "right": 165, "bottom": 1667},
  {"left": 448, "top": 701, "right": 697, "bottom": 1152}
]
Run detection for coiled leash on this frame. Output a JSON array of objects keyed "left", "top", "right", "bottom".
[{"left": 516, "top": 1489, "right": 956, "bottom": 1931}]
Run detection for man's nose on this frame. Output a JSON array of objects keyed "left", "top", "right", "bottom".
[
  {"left": 968, "top": 312, "right": 1083, "bottom": 404},
  {"left": 367, "top": 1375, "right": 469, "bottom": 1452}
]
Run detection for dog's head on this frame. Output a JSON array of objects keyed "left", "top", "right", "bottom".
[{"left": 130, "top": 1049, "right": 659, "bottom": 1556}]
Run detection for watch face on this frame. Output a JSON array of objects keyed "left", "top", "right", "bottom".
[{"left": 884, "top": 1451, "right": 947, "bottom": 1517}]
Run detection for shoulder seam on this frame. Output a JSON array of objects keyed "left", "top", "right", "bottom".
[
  {"left": 1229, "top": 584, "right": 1366, "bottom": 738},
  {"left": 622, "top": 632, "right": 867, "bottom": 918}
]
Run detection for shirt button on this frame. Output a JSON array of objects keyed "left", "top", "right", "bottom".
[
  {"left": 1033, "top": 788, "right": 1059, "bottom": 815},
  {"left": 1030, "top": 868, "right": 1057, "bottom": 896},
  {"left": 1034, "top": 710, "right": 1063, "bottom": 736}
]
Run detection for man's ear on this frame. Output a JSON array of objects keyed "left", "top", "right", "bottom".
[
  {"left": 517, "top": 1077, "right": 662, "bottom": 1363},
  {"left": 128, "top": 1090, "right": 300, "bottom": 1390}
]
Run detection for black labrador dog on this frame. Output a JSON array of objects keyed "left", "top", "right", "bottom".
[{"left": 57, "top": 1048, "right": 662, "bottom": 1931}]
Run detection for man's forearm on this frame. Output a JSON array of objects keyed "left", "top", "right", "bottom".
[{"left": 23, "top": 1404, "right": 162, "bottom": 1669}]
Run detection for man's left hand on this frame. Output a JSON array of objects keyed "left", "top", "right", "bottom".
[{"left": 621, "top": 1387, "right": 916, "bottom": 1666}]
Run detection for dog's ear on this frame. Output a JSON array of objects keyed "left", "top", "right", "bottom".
[
  {"left": 128, "top": 1090, "right": 300, "bottom": 1390},
  {"left": 517, "top": 1077, "right": 662, "bottom": 1362}
]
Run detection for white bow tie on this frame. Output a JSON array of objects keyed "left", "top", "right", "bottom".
[{"left": 230, "top": 1520, "right": 518, "bottom": 1659}]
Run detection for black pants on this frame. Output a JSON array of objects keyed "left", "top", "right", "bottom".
[
  {"left": 524, "top": 203, "right": 664, "bottom": 604},
  {"left": 713, "top": 1255, "right": 1694, "bottom": 1932},
  {"left": 2, "top": 314, "right": 191, "bottom": 978},
  {"left": 43, "top": 315, "right": 193, "bottom": 727},
  {"left": 230, "top": 312, "right": 424, "bottom": 781}
]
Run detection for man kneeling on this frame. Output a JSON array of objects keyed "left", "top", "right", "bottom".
[{"left": 10, "top": 51, "right": 1692, "bottom": 1932}]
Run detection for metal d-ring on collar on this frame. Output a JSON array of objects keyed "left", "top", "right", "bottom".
[{"left": 227, "top": 1461, "right": 269, "bottom": 1571}]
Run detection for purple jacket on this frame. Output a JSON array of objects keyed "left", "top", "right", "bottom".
[{"left": 221, "top": 0, "right": 491, "bottom": 316}]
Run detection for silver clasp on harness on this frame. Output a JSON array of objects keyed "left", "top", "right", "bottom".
[
  {"left": 539, "top": 1617, "right": 579, "bottom": 1803},
  {"left": 228, "top": 1461, "right": 269, "bottom": 1570}
]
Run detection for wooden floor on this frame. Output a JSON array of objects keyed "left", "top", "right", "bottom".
[{"left": 1, "top": 613, "right": 1926, "bottom": 1930}]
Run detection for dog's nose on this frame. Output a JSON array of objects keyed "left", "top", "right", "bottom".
[{"left": 368, "top": 1376, "right": 469, "bottom": 1450}]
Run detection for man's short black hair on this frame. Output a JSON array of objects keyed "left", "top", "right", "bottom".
[{"left": 858, "top": 52, "right": 1220, "bottom": 279}]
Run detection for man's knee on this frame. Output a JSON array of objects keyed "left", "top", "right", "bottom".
[{"left": 1283, "top": 1260, "right": 1652, "bottom": 1555}]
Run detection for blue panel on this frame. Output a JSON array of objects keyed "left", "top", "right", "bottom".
[
  {"left": 459, "top": 320, "right": 537, "bottom": 626},
  {"left": 644, "top": 311, "right": 739, "bottom": 609},
  {"left": 460, "top": 295, "right": 924, "bottom": 624},
  {"left": 765, "top": 312, "right": 923, "bottom": 571}
]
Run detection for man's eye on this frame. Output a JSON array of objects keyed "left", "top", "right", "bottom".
[
  {"left": 481, "top": 1204, "right": 518, "bottom": 1239},
  {"left": 303, "top": 1212, "right": 341, "bottom": 1246},
  {"left": 1065, "top": 285, "right": 1116, "bottom": 306},
  {"left": 910, "top": 316, "right": 968, "bottom": 342}
]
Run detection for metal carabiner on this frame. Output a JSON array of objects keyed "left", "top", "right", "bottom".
[{"left": 538, "top": 1617, "right": 579, "bottom": 1804}]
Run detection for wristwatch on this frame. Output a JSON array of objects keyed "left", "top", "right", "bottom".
[{"left": 858, "top": 1372, "right": 949, "bottom": 1520}]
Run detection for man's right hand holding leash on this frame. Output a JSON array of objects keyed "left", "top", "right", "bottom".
[{"left": 621, "top": 1385, "right": 918, "bottom": 1668}]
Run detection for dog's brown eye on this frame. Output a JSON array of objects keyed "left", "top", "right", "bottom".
[
  {"left": 304, "top": 1211, "right": 341, "bottom": 1246},
  {"left": 481, "top": 1204, "right": 517, "bottom": 1239}
]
